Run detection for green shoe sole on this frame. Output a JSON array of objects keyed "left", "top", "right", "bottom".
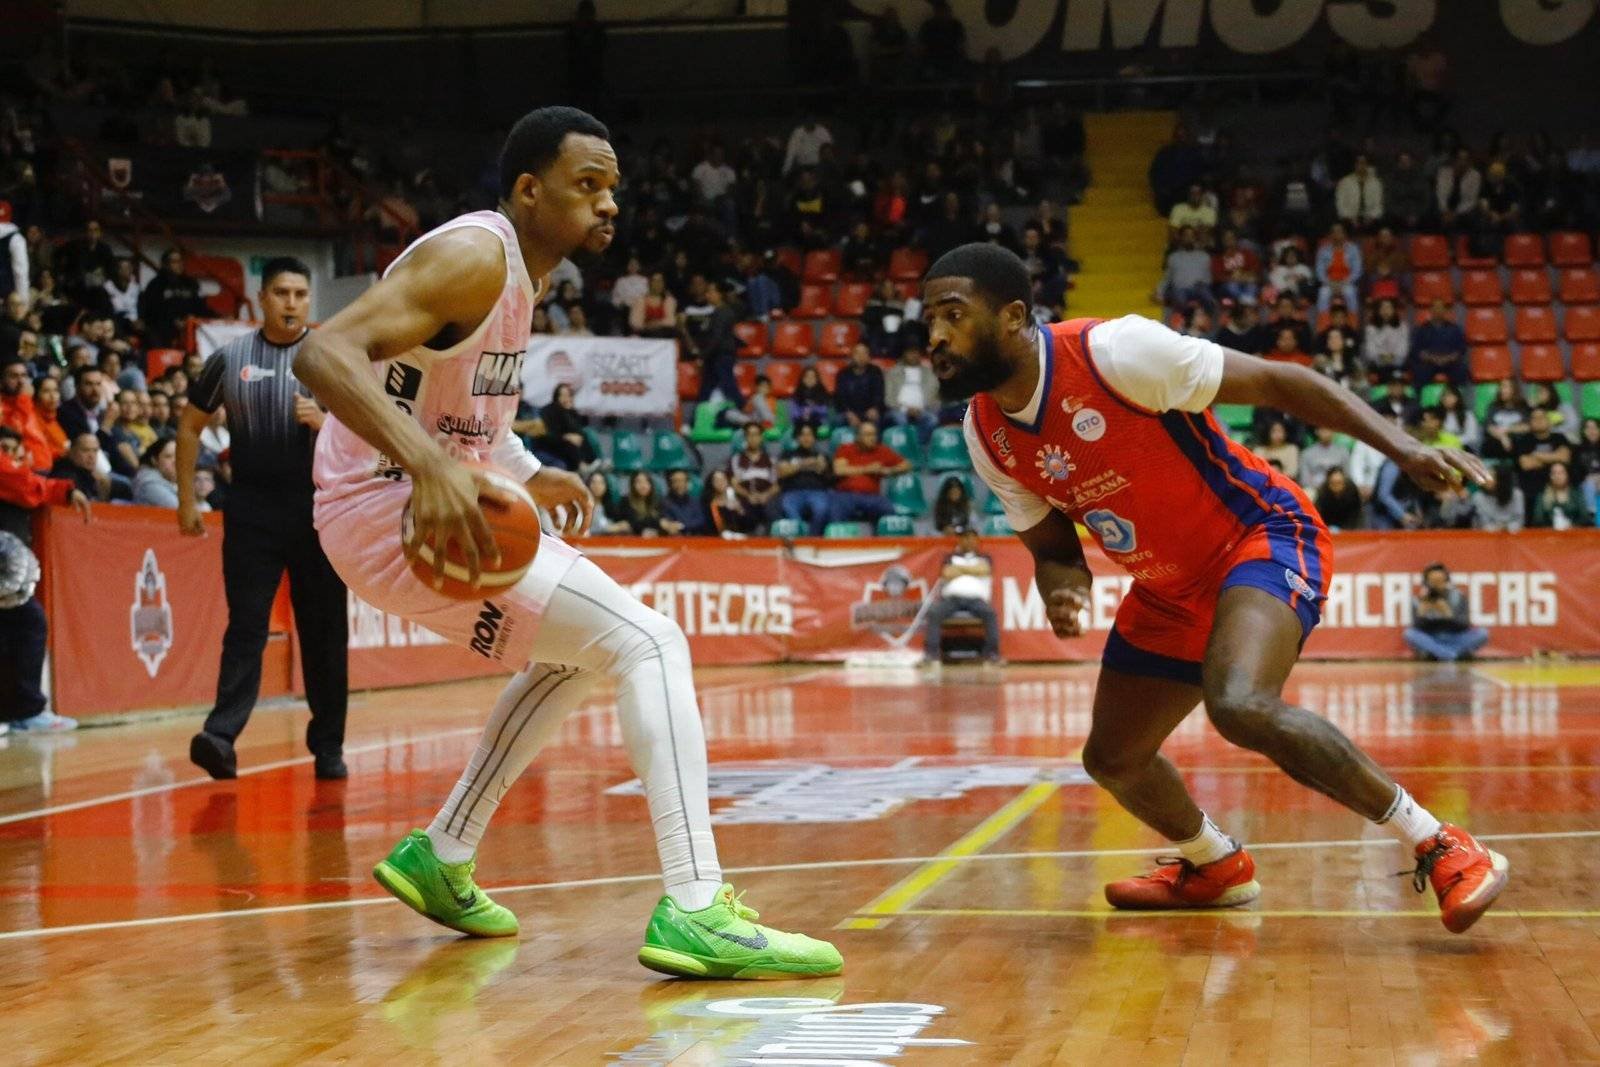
[
  {"left": 372, "top": 860, "right": 517, "bottom": 939},
  {"left": 637, "top": 944, "right": 843, "bottom": 980}
]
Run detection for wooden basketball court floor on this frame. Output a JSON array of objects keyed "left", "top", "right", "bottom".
[{"left": 3, "top": 659, "right": 1599, "bottom": 1065}]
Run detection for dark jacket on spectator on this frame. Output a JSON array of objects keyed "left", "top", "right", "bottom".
[
  {"left": 834, "top": 363, "right": 885, "bottom": 421},
  {"left": 661, "top": 489, "right": 709, "bottom": 535},
  {"left": 139, "top": 268, "right": 213, "bottom": 346}
]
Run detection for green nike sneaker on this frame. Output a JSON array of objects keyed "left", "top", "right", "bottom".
[
  {"left": 371, "top": 829, "right": 519, "bottom": 938},
  {"left": 638, "top": 884, "right": 843, "bottom": 979}
]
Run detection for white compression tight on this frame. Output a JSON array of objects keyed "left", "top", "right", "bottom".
[{"left": 426, "top": 555, "right": 723, "bottom": 910}]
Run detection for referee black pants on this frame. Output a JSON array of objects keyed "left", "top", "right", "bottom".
[{"left": 203, "top": 485, "right": 349, "bottom": 756}]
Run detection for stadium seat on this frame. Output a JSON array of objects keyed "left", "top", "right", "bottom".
[
  {"left": 888, "top": 247, "right": 929, "bottom": 281},
  {"left": 765, "top": 361, "right": 800, "bottom": 397},
  {"left": 823, "top": 521, "right": 868, "bottom": 538},
  {"left": 734, "top": 320, "right": 768, "bottom": 358},
  {"left": 1465, "top": 308, "right": 1509, "bottom": 344},
  {"left": 765, "top": 400, "right": 792, "bottom": 442},
  {"left": 1419, "top": 382, "right": 1446, "bottom": 408},
  {"left": 771, "top": 321, "right": 815, "bottom": 358},
  {"left": 894, "top": 280, "right": 921, "bottom": 301},
  {"left": 677, "top": 361, "right": 701, "bottom": 400},
  {"left": 881, "top": 424, "right": 923, "bottom": 467},
  {"left": 1469, "top": 345, "right": 1513, "bottom": 381},
  {"left": 926, "top": 426, "right": 971, "bottom": 471},
  {"left": 685, "top": 471, "right": 704, "bottom": 498},
  {"left": 1550, "top": 232, "right": 1594, "bottom": 268},
  {"left": 734, "top": 361, "right": 757, "bottom": 395},
  {"left": 145, "top": 347, "right": 185, "bottom": 381},
  {"left": 982, "top": 490, "right": 1006, "bottom": 515},
  {"left": 1565, "top": 305, "right": 1600, "bottom": 342},
  {"left": 773, "top": 247, "right": 803, "bottom": 278},
  {"left": 1582, "top": 381, "right": 1600, "bottom": 420},
  {"left": 818, "top": 321, "right": 862, "bottom": 358},
  {"left": 1460, "top": 269, "right": 1504, "bottom": 306},
  {"left": 833, "top": 281, "right": 873, "bottom": 317},
  {"left": 1213, "top": 403, "right": 1255, "bottom": 433},
  {"left": 981, "top": 514, "right": 1012, "bottom": 536},
  {"left": 1473, "top": 382, "right": 1499, "bottom": 420},
  {"left": 802, "top": 249, "right": 842, "bottom": 283},
  {"left": 648, "top": 430, "right": 692, "bottom": 472},
  {"left": 1508, "top": 268, "right": 1553, "bottom": 305},
  {"left": 830, "top": 424, "right": 855, "bottom": 447},
  {"left": 1408, "top": 235, "right": 1451, "bottom": 270},
  {"left": 1518, "top": 344, "right": 1564, "bottom": 382},
  {"left": 188, "top": 254, "right": 250, "bottom": 318},
  {"left": 795, "top": 283, "right": 831, "bottom": 319},
  {"left": 1455, "top": 236, "right": 1497, "bottom": 270},
  {"left": 1559, "top": 268, "right": 1600, "bottom": 305},
  {"left": 1514, "top": 306, "right": 1557, "bottom": 343},
  {"left": 609, "top": 430, "right": 645, "bottom": 471},
  {"left": 1503, "top": 234, "right": 1546, "bottom": 268},
  {"left": 1571, "top": 343, "right": 1600, "bottom": 381},
  {"left": 876, "top": 514, "right": 916, "bottom": 536},
  {"left": 814, "top": 359, "right": 844, "bottom": 391},
  {"left": 884, "top": 473, "right": 928, "bottom": 515},
  {"left": 689, "top": 400, "right": 735, "bottom": 444},
  {"left": 1409, "top": 271, "right": 1454, "bottom": 306},
  {"left": 769, "top": 518, "right": 805, "bottom": 538}
]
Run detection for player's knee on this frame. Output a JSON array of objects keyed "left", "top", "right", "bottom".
[
  {"left": 1204, "top": 688, "right": 1279, "bottom": 750},
  {"left": 1081, "top": 737, "right": 1151, "bottom": 787},
  {"left": 608, "top": 608, "right": 689, "bottom": 675}
]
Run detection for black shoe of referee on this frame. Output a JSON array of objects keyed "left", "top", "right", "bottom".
[
  {"left": 314, "top": 752, "right": 348, "bottom": 780},
  {"left": 190, "top": 731, "right": 238, "bottom": 780}
]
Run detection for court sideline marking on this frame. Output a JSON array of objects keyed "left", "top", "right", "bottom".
[
  {"left": 4, "top": 827, "right": 1595, "bottom": 943},
  {"left": 0, "top": 671, "right": 829, "bottom": 829}
]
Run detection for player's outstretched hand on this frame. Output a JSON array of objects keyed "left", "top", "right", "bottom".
[
  {"left": 1045, "top": 585, "right": 1090, "bottom": 639},
  {"left": 405, "top": 455, "right": 507, "bottom": 590},
  {"left": 527, "top": 466, "right": 594, "bottom": 537},
  {"left": 1400, "top": 444, "right": 1492, "bottom": 494}
]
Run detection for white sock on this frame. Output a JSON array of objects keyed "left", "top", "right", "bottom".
[
  {"left": 1375, "top": 786, "right": 1443, "bottom": 849},
  {"left": 1176, "top": 814, "right": 1236, "bottom": 866}
]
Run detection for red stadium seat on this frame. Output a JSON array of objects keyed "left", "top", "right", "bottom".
[
  {"left": 1514, "top": 306, "right": 1557, "bottom": 343},
  {"left": 802, "top": 249, "right": 842, "bottom": 284},
  {"left": 1559, "top": 268, "right": 1600, "bottom": 305},
  {"left": 1566, "top": 305, "right": 1600, "bottom": 342},
  {"left": 888, "top": 247, "right": 929, "bottom": 282},
  {"left": 1550, "top": 232, "right": 1594, "bottom": 268},
  {"left": 818, "top": 320, "right": 863, "bottom": 358},
  {"left": 814, "top": 359, "right": 845, "bottom": 391},
  {"left": 764, "top": 361, "right": 800, "bottom": 397},
  {"left": 1455, "top": 236, "right": 1497, "bottom": 269},
  {"left": 795, "top": 283, "right": 832, "bottom": 319},
  {"left": 1503, "top": 234, "right": 1546, "bottom": 268},
  {"left": 1464, "top": 307, "right": 1509, "bottom": 344},
  {"left": 1518, "top": 344, "right": 1564, "bottom": 382},
  {"left": 1570, "top": 343, "right": 1600, "bottom": 381},
  {"left": 773, "top": 247, "right": 803, "bottom": 278},
  {"left": 895, "top": 280, "right": 921, "bottom": 301},
  {"left": 145, "top": 347, "right": 185, "bottom": 381},
  {"left": 1469, "top": 345, "right": 1513, "bottom": 382},
  {"left": 1459, "top": 269, "right": 1504, "bottom": 306},
  {"left": 833, "top": 281, "right": 873, "bottom": 317},
  {"left": 1408, "top": 235, "right": 1451, "bottom": 270},
  {"left": 188, "top": 254, "right": 251, "bottom": 318},
  {"left": 677, "top": 361, "right": 701, "bottom": 400},
  {"left": 734, "top": 320, "right": 768, "bottom": 358},
  {"left": 734, "top": 361, "right": 757, "bottom": 396},
  {"left": 1508, "top": 268, "right": 1553, "bottom": 305},
  {"left": 1409, "top": 271, "right": 1454, "bottom": 307},
  {"left": 771, "top": 321, "right": 815, "bottom": 358}
]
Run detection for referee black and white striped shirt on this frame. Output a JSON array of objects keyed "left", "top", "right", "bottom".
[{"left": 187, "top": 328, "right": 315, "bottom": 490}]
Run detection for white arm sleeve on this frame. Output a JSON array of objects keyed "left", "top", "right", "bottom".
[
  {"left": 1087, "top": 314, "right": 1226, "bottom": 414},
  {"left": 490, "top": 429, "right": 541, "bottom": 484},
  {"left": 963, "top": 411, "right": 1052, "bottom": 533}
]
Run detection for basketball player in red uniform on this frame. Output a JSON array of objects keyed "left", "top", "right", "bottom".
[{"left": 924, "top": 243, "right": 1506, "bottom": 931}]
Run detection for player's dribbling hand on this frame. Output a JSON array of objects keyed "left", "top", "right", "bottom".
[
  {"left": 1045, "top": 585, "right": 1090, "bottom": 639},
  {"left": 405, "top": 455, "right": 508, "bottom": 590},
  {"left": 1400, "top": 444, "right": 1492, "bottom": 494},
  {"left": 177, "top": 501, "right": 205, "bottom": 536},
  {"left": 527, "top": 467, "right": 594, "bottom": 537}
]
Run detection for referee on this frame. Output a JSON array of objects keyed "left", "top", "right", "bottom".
[{"left": 176, "top": 257, "right": 349, "bottom": 780}]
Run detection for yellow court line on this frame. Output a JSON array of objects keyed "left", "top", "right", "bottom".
[
  {"left": 1169, "top": 765, "right": 1600, "bottom": 775},
  {"left": 888, "top": 907, "right": 1600, "bottom": 920},
  {"left": 838, "top": 782, "right": 1059, "bottom": 930}
]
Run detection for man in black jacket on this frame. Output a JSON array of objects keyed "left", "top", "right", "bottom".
[{"left": 138, "top": 248, "right": 214, "bottom": 347}]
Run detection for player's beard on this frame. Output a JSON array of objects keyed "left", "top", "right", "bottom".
[{"left": 936, "top": 322, "right": 1011, "bottom": 402}]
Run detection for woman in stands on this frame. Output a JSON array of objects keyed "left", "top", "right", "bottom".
[
  {"left": 790, "top": 365, "right": 834, "bottom": 430},
  {"left": 534, "top": 383, "right": 598, "bottom": 473},
  {"left": 1525, "top": 382, "right": 1579, "bottom": 440},
  {"left": 629, "top": 271, "right": 677, "bottom": 339},
  {"left": 933, "top": 475, "right": 973, "bottom": 534},
  {"left": 702, "top": 468, "right": 752, "bottom": 537},
  {"left": 621, "top": 471, "right": 665, "bottom": 536},
  {"left": 1482, "top": 379, "right": 1530, "bottom": 462},
  {"left": 1435, "top": 384, "right": 1481, "bottom": 452},
  {"left": 1362, "top": 298, "right": 1409, "bottom": 376},
  {"left": 1574, "top": 418, "right": 1600, "bottom": 519},
  {"left": 1531, "top": 462, "right": 1592, "bottom": 529},
  {"left": 586, "top": 470, "right": 630, "bottom": 535},
  {"left": 1471, "top": 462, "right": 1525, "bottom": 532},
  {"left": 31, "top": 376, "right": 68, "bottom": 466},
  {"left": 1313, "top": 467, "right": 1363, "bottom": 531},
  {"left": 131, "top": 438, "right": 180, "bottom": 508}
]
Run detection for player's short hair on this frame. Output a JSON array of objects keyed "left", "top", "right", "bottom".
[
  {"left": 261, "top": 256, "right": 311, "bottom": 287},
  {"left": 925, "top": 243, "right": 1032, "bottom": 312},
  {"left": 499, "top": 106, "right": 611, "bottom": 198}
]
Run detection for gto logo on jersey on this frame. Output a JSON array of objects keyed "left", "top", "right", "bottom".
[
  {"left": 130, "top": 549, "right": 173, "bottom": 678},
  {"left": 469, "top": 600, "right": 509, "bottom": 658},
  {"left": 238, "top": 364, "right": 276, "bottom": 383},
  {"left": 1034, "top": 444, "right": 1075, "bottom": 482},
  {"left": 472, "top": 350, "right": 524, "bottom": 397},
  {"left": 1084, "top": 508, "right": 1137, "bottom": 553},
  {"left": 1072, "top": 407, "right": 1106, "bottom": 442}
]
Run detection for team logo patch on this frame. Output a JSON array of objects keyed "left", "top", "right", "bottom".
[
  {"left": 988, "top": 425, "right": 1017, "bottom": 469},
  {"left": 1084, "top": 509, "right": 1137, "bottom": 554},
  {"left": 238, "top": 364, "right": 276, "bottom": 383},
  {"left": 130, "top": 549, "right": 174, "bottom": 678},
  {"left": 1034, "top": 444, "right": 1075, "bottom": 483},
  {"left": 385, "top": 362, "right": 422, "bottom": 401},
  {"left": 1284, "top": 568, "right": 1316, "bottom": 599},
  {"left": 1071, "top": 407, "right": 1106, "bottom": 442}
]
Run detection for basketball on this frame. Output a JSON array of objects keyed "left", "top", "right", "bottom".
[{"left": 401, "top": 463, "right": 541, "bottom": 600}]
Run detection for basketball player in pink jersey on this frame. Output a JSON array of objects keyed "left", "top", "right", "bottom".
[
  {"left": 923, "top": 243, "right": 1506, "bottom": 932},
  {"left": 295, "top": 107, "right": 840, "bottom": 978}
]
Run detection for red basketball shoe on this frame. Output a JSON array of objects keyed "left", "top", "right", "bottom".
[
  {"left": 1105, "top": 847, "right": 1260, "bottom": 910},
  {"left": 1410, "top": 824, "right": 1509, "bottom": 933}
]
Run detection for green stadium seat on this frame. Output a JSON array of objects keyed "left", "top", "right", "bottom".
[
  {"left": 764, "top": 400, "right": 793, "bottom": 442},
  {"left": 824, "top": 521, "right": 869, "bottom": 538},
  {"left": 582, "top": 426, "right": 604, "bottom": 461},
  {"left": 981, "top": 514, "right": 1012, "bottom": 536},
  {"left": 876, "top": 514, "right": 916, "bottom": 536},
  {"left": 684, "top": 471, "right": 704, "bottom": 498},
  {"left": 1473, "top": 383, "right": 1499, "bottom": 421},
  {"left": 1581, "top": 381, "right": 1600, "bottom": 420},
  {"left": 885, "top": 473, "right": 928, "bottom": 516},
  {"left": 831, "top": 425, "right": 856, "bottom": 447},
  {"left": 648, "top": 430, "right": 692, "bottom": 471},
  {"left": 606, "top": 472, "right": 629, "bottom": 500},
  {"left": 1525, "top": 381, "right": 1576, "bottom": 409},
  {"left": 926, "top": 426, "right": 971, "bottom": 471},
  {"left": 1213, "top": 403, "right": 1254, "bottom": 432},
  {"left": 769, "top": 518, "right": 805, "bottom": 538},
  {"left": 689, "top": 400, "right": 735, "bottom": 444},
  {"left": 982, "top": 490, "right": 1006, "bottom": 514},
  {"left": 609, "top": 430, "right": 646, "bottom": 471},
  {"left": 880, "top": 424, "right": 923, "bottom": 468},
  {"left": 1419, "top": 383, "right": 1446, "bottom": 409}
]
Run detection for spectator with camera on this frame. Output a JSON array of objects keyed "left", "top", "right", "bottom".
[{"left": 1403, "top": 563, "right": 1488, "bottom": 662}]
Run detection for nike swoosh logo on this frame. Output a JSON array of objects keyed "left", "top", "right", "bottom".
[
  {"left": 693, "top": 920, "right": 768, "bottom": 950},
  {"left": 444, "top": 878, "right": 476, "bottom": 909}
]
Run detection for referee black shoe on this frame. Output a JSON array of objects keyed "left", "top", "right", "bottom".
[
  {"left": 190, "top": 731, "right": 238, "bottom": 780},
  {"left": 314, "top": 752, "right": 348, "bottom": 780}
]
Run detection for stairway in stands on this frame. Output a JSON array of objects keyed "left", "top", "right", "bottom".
[{"left": 1068, "top": 110, "right": 1175, "bottom": 321}]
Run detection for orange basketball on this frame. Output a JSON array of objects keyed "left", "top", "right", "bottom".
[{"left": 401, "top": 462, "right": 541, "bottom": 600}]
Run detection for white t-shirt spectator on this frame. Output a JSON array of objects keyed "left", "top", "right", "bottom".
[
  {"left": 896, "top": 365, "right": 929, "bottom": 410},
  {"left": 691, "top": 159, "right": 738, "bottom": 202},
  {"left": 612, "top": 269, "right": 648, "bottom": 309},
  {"left": 966, "top": 315, "right": 1225, "bottom": 531},
  {"left": 783, "top": 122, "right": 833, "bottom": 175},
  {"left": 942, "top": 550, "right": 993, "bottom": 601},
  {"left": 104, "top": 277, "right": 141, "bottom": 319}
]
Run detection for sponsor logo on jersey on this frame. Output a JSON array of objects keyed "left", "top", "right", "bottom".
[
  {"left": 469, "top": 599, "right": 514, "bottom": 659},
  {"left": 130, "top": 549, "right": 173, "bottom": 678},
  {"left": 1084, "top": 508, "right": 1137, "bottom": 554},
  {"left": 472, "top": 350, "right": 524, "bottom": 397},
  {"left": 1284, "top": 568, "right": 1317, "bottom": 600},
  {"left": 988, "top": 425, "right": 1016, "bottom": 468},
  {"left": 436, "top": 413, "right": 495, "bottom": 441},
  {"left": 1071, "top": 407, "right": 1106, "bottom": 442},
  {"left": 1034, "top": 444, "right": 1075, "bottom": 483},
  {"left": 385, "top": 362, "right": 422, "bottom": 401},
  {"left": 238, "top": 364, "right": 276, "bottom": 383},
  {"left": 1068, "top": 470, "right": 1129, "bottom": 509},
  {"left": 1060, "top": 394, "right": 1088, "bottom": 415}
]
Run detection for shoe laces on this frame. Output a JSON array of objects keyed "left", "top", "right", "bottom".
[
  {"left": 441, "top": 858, "right": 479, "bottom": 902},
  {"left": 1149, "top": 856, "right": 1195, "bottom": 884},
  {"left": 1399, "top": 831, "right": 1458, "bottom": 894},
  {"left": 719, "top": 886, "right": 758, "bottom": 922}
]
